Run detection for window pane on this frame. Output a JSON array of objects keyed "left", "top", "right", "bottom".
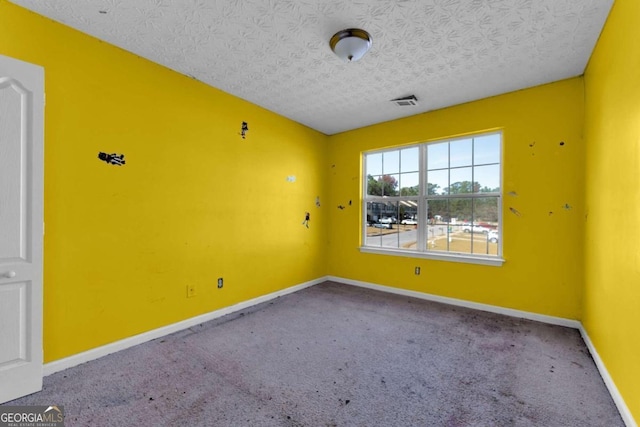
[
  {"left": 471, "top": 197, "right": 499, "bottom": 255},
  {"left": 398, "top": 200, "right": 419, "bottom": 250},
  {"left": 366, "top": 201, "right": 382, "bottom": 225},
  {"left": 367, "top": 174, "right": 400, "bottom": 196},
  {"left": 427, "top": 169, "right": 448, "bottom": 195},
  {"left": 400, "top": 172, "right": 419, "bottom": 196},
  {"left": 474, "top": 134, "right": 500, "bottom": 165},
  {"left": 367, "top": 153, "right": 382, "bottom": 176},
  {"left": 383, "top": 174, "right": 399, "bottom": 196},
  {"left": 399, "top": 200, "right": 419, "bottom": 223},
  {"left": 365, "top": 201, "right": 385, "bottom": 247},
  {"left": 366, "top": 201, "right": 400, "bottom": 249},
  {"left": 426, "top": 199, "right": 450, "bottom": 252},
  {"left": 449, "top": 167, "right": 473, "bottom": 193},
  {"left": 449, "top": 198, "right": 474, "bottom": 254},
  {"left": 427, "top": 142, "right": 448, "bottom": 170},
  {"left": 463, "top": 225, "right": 490, "bottom": 255},
  {"left": 450, "top": 138, "right": 472, "bottom": 168},
  {"left": 366, "top": 175, "right": 381, "bottom": 196},
  {"left": 450, "top": 198, "right": 472, "bottom": 225},
  {"left": 383, "top": 150, "right": 400, "bottom": 175},
  {"left": 400, "top": 147, "right": 419, "bottom": 173},
  {"left": 474, "top": 164, "right": 500, "bottom": 192},
  {"left": 427, "top": 199, "right": 448, "bottom": 223},
  {"left": 473, "top": 196, "right": 499, "bottom": 224}
]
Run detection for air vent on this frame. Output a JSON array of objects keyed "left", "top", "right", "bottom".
[{"left": 391, "top": 95, "right": 418, "bottom": 106}]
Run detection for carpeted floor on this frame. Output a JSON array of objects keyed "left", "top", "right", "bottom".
[{"left": 7, "top": 281, "right": 624, "bottom": 426}]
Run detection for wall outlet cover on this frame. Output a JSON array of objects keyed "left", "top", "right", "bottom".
[{"left": 187, "top": 284, "right": 197, "bottom": 298}]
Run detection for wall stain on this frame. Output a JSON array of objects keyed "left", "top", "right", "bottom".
[
  {"left": 98, "top": 152, "right": 125, "bottom": 166},
  {"left": 239, "top": 121, "right": 249, "bottom": 139}
]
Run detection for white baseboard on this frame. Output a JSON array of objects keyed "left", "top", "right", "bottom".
[
  {"left": 579, "top": 326, "right": 637, "bottom": 427},
  {"left": 327, "top": 276, "right": 581, "bottom": 328},
  {"left": 43, "top": 277, "right": 326, "bottom": 376}
]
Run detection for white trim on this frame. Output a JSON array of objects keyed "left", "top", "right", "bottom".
[
  {"left": 359, "top": 246, "right": 505, "bottom": 266},
  {"left": 328, "top": 275, "right": 580, "bottom": 328},
  {"left": 43, "top": 277, "right": 325, "bottom": 376},
  {"left": 362, "top": 131, "right": 504, "bottom": 263},
  {"left": 579, "top": 326, "right": 637, "bottom": 427}
]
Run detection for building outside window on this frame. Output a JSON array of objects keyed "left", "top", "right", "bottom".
[{"left": 362, "top": 131, "right": 502, "bottom": 265}]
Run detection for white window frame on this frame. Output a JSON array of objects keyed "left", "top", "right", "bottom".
[{"left": 361, "top": 131, "right": 505, "bottom": 266}]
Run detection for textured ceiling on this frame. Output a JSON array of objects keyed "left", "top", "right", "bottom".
[{"left": 11, "top": 0, "right": 613, "bottom": 135}]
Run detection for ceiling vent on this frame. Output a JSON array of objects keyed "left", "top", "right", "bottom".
[{"left": 391, "top": 95, "right": 418, "bottom": 106}]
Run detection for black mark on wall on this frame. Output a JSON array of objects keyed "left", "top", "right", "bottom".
[
  {"left": 240, "top": 121, "right": 249, "bottom": 139},
  {"left": 98, "top": 152, "right": 125, "bottom": 166},
  {"left": 509, "top": 207, "right": 522, "bottom": 217}
]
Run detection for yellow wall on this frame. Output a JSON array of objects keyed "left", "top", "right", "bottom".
[
  {"left": 328, "top": 78, "right": 585, "bottom": 319},
  {"left": 0, "top": 1, "right": 328, "bottom": 362},
  {"left": 584, "top": 0, "right": 640, "bottom": 420},
  {"left": 2, "top": 4, "right": 637, "bottom": 420}
]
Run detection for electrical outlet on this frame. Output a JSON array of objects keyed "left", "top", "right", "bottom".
[
  {"left": 217, "top": 278, "right": 223, "bottom": 289},
  {"left": 187, "top": 284, "right": 197, "bottom": 298},
  {"left": 415, "top": 267, "right": 421, "bottom": 275}
]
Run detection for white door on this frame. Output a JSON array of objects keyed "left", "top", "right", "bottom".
[{"left": 0, "top": 54, "right": 44, "bottom": 403}]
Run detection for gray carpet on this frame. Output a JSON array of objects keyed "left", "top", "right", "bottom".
[{"left": 6, "top": 281, "right": 623, "bottom": 426}]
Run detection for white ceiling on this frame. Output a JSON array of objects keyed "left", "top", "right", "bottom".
[{"left": 11, "top": 0, "right": 614, "bottom": 135}]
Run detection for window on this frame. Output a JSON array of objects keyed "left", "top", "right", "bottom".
[{"left": 362, "top": 131, "right": 502, "bottom": 265}]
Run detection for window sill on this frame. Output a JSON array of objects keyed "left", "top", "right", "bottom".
[{"left": 359, "top": 246, "right": 505, "bottom": 266}]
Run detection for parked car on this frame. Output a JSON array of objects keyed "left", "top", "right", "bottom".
[
  {"left": 401, "top": 218, "right": 418, "bottom": 225},
  {"left": 488, "top": 230, "right": 499, "bottom": 243},
  {"left": 378, "top": 217, "right": 396, "bottom": 224},
  {"left": 462, "top": 223, "right": 491, "bottom": 233},
  {"left": 372, "top": 222, "right": 392, "bottom": 229}
]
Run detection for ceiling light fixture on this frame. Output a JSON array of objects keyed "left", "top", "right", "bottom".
[{"left": 329, "top": 28, "right": 372, "bottom": 62}]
